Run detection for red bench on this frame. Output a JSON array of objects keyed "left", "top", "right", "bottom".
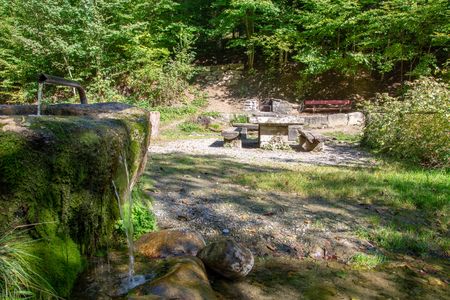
[{"left": 301, "top": 100, "right": 352, "bottom": 113}]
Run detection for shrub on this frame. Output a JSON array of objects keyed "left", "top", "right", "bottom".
[{"left": 362, "top": 77, "right": 449, "bottom": 167}]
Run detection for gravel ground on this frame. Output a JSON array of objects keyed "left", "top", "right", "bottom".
[
  {"left": 149, "top": 137, "right": 375, "bottom": 167},
  {"left": 146, "top": 137, "right": 378, "bottom": 261}
]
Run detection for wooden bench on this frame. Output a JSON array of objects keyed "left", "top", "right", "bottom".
[
  {"left": 221, "top": 127, "right": 247, "bottom": 148},
  {"left": 301, "top": 100, "right": 352, "bottom": 113},
  {"left": 298, "top": 130, "right": 328, "bottom": 152}
]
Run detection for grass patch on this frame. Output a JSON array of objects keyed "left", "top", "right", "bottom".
[
  {"left": 178, "top": 121, "right": 207, "bottom": 133},
  {"left": 200, "top": 111, "right": 221, "bottom": 118},
  {"left": 349, "top": 253, "right": 385, "bottom": 270},
  {"left": 230, "top": 114, "right": 249, "bottom": 124},
  {"left": 323, "top": 131, "right": 362, "bottom": 143},
  {"left": 0, "top": 230, "right": 57, "bottom": 299},
  {"left": 234, "top": 164, "right": 449, "bottom": 257},
  {"left": 153, "top": 96, "right": 207, "bottom": 122},
  {"left": 234, "top": 165, "right": 449, "bottom": 211}
]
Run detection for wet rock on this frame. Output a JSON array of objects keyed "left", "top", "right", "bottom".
[
  {"left": 197, "top": 239, "right": 254, "bottom": 279},
  {"left": 135, "top": 228, "right": 206, "bottom": 259},
  {"left": 130, "top": 257, "right": 217, "bottom": 300}
]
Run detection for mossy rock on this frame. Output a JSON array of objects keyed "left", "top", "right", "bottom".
[{"left": 0, "top": 103, "right": 152, "bottom": 296}]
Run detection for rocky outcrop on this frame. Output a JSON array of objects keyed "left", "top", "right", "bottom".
[
  {"left": 197, "top": 239, "right": 254, "bottom": 279},
  {"left": 130, "top": 257, "right": 217, "bottom": 300},
  {"left": 135, "top": 228, "right": 206, "bottom": 259}
]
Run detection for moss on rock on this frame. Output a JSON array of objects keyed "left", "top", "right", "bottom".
[
  {"left": 29, "top": 235, "right": 85, "bottom": 298},
  {"left": 0, "top": 103, "right": 152, "bottom": 297}
]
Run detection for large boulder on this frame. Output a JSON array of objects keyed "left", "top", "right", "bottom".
[
  {"left": 135, "top": 228, "right": 206, "bottom": 259},
  {"left": 197, "top": 239, "right": 254, "bottom": 280},
  {"left": 130, "top": 256, "right": 217, "bottom": 300}
]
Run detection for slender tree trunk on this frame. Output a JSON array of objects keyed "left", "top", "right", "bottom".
[{"left": 244, "top": 9, "right": 255, "bottom": 70}]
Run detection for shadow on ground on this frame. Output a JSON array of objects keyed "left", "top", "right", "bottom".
[{"left": 141, "top": 153, "right": 449, "bottom": 299}]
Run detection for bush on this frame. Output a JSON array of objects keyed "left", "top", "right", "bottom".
[{"left": 362, "top": 77, "right": 449, "bottom": 167}]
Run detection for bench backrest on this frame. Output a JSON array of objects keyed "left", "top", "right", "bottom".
[{"left": 304, "top": 100, "right": 351, "bottom": 106}]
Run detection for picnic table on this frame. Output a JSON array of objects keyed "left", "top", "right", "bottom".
[{"left": 249, "top": 114, "right": 306, "bottom": 147}]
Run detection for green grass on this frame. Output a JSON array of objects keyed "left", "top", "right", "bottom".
[
  {"left": 230, "top": 114, "right": 249, "bottom": 124},
  {"left": 0, "top": 230, "right": 57, "bottom": 299},
  {"left": 323, "top": 131, "right": 362, "bottom": 143},
  {"left": 234, "top": 164, "right": 449, "bottom": 257},
  {"left": 154, "top": 96, "right": 207, "bottom": 122},
  {"left": 200, "top": 111, "right": 221, "bottom": 118},
  {"left": 178, "top": 121, "right": 207, "bottom": 133},
  {"left": 234, "top": 165, "right": 449, "bottom": 210},
  {"left": 349, "top": 253, "right": 385, "bottom": 270}
]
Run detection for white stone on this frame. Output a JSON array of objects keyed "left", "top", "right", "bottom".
[
  {"left": 327, "top": 113, "right": 348, "bottom": 127},
  {"left": 348, "top": 112, "right": 365, "bottom": 126}
]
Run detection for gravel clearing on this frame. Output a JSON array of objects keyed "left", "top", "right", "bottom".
[
  {"left": 149, "top": 137, "right": 374, "bottom": 167},
  {"left": 146, "top": 137, "right": 378, "bottom": 261}
]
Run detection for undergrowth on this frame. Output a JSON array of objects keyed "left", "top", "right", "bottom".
[
  {"left": 0, "top": 229, "right": 57, "bottom": 299},
  {"left": 115, "top": 185, "right": 157, "bottom": 240}
]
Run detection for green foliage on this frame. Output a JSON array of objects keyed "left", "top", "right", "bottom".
[
  {"left": 200, "top": 111, "right": 221, "bottom": 118},
  {"left": 1, "top": 0, "right": 448, "bottom": 103},
  {"left": 0, "top": 0, "right": 198, "bottom": 105},
  {"left": 115, "top": 186, "right": 157, "bottom": 240},
  {"left": 0, "top": 230, "right": 57, "bottom": 299},
  {"left": 323, "top": 131, "right": 362, "bottom": 144},
  {"left": 28, "top": 236, "right": 84, "bottom": 298},
  {"left": 178, "top": 121, "right": 206, "bottom": 133},
  {"left": 362, "top": 77, "right": 449, "bottom": 167},
  {"left": 349, "top": 253, "right": 385, "bottom": 270},
  {"left": 154, "top": 95, "right": 207, "bottom": 122},
  {"left": 230, "top": 114, "right": 249, "bottom": 124}
]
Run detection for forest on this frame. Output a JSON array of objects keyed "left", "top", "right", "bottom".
[
  {"left": 0, "top": 0, "right": 448, "bottom": 105},
  {"left": 1, "top": 1, "right": 449, "bottom": 299}
]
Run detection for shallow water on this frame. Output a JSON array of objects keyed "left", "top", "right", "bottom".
[{"left": 70, "top": 251, "right": 157, "bottom": 300}]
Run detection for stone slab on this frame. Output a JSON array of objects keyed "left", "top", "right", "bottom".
[
  {"left": 259, "top": 124, "right": 289, "bottom": 146},
  {"left": 288, "top": 125, "right": 302, "bottom": 141},
  {"left": 348, "top": 112, "right": 365, "bottom": 126},
  {"left": 327, "top": 113, "right": 349, "bottom": 127},
  {"left": 249, "top": 115, "right": 305, "bottom": 125}
]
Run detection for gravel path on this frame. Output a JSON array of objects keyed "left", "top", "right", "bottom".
[
  {"left": 149, "top": 137, "right": 375, "bottom": 167},
  {"left": 146, "top": 138, "right": 378, "bottom": 261}
]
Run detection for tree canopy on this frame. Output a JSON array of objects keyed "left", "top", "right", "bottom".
[{"left": 0, "top": 0, "right": 448, "bottom": 104}]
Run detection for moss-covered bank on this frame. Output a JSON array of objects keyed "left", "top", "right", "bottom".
[{"left": 0, "top": 103, "right": 152, "bottom": 297}]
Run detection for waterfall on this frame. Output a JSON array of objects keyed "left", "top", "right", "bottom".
[{"left": 112, "top": 153, "right": 147, "bottom": 293}]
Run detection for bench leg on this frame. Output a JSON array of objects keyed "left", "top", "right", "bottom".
[{"left": 299, "top": 139, "right": 323, "bottom": 152}]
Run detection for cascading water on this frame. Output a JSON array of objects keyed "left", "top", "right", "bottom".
[{"left": 112, "top": 153, "right": 148, "bottom": 294}]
